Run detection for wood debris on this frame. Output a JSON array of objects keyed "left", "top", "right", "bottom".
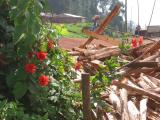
[{"left": 68, "top": 4, "right": 160, "bottom": 120}]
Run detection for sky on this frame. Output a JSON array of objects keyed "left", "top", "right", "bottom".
[{"left": 120, "top": 0, "right": 160, "bottom": 29}]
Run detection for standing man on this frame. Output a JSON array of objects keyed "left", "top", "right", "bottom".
[
  {"left": 135, "top": 25, "right": 141, "bottom": 35},
  {"left": 91, "top": 15, "right": 100, "bottom": 31}
]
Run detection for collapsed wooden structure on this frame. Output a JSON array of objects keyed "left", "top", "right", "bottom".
[{"left": 68, "top": 4, "right": 160, "bottom": 120}]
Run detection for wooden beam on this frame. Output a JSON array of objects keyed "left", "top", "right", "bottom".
[
  {"left": 112, "top": 80, "right": 160, "bottom": 103},
  {"left": 82, "top": 73, "right": 92, "bottom": 120},
  {"left": 122, "top": 40, "right": 160, "bottom": 68},
  {"left": 79, "top": 4, "right": 121, "bottom": 48},
  {"left": 82, "top": 28, "right": 109, "bottom": 41},
  {"left": 79, "top": 49, "right": 120, "bottom": 61},
  {"left": 126, "top": 61, "right": 160, "bottom": 68}
]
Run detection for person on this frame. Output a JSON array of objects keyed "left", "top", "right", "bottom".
[
  {"left": 91, "top": 15, "right": 100, "bottom": 31},
  {"left": 135, "top": 25, "right": 141, "bottom": 35}
]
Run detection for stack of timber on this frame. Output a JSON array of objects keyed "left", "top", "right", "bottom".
[
  {"left": 68, "top": 4, "right": 160, "bottom": 119},
  {"left": 70, "top": 45, "right": 120, "bottom": 61},
  {"left": 100, "top": 40, "right": 160, "bottom": 120},
  {"left": 73, "top": 40, "right": 160, "bottom": 119}
]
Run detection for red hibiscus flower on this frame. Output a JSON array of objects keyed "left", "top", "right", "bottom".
[
  {"left": 27, "top": 51, "right": 35, "bottom": 59},
  {"left": 139, "top": 36, "right": 143, "bottom": 46},
  {"left": 132, "top": 37, "right": 137, "bottom": 48},
  {"left": 48, "top": 40, "right": 54, "bottom": 49},
  {"left": 36, "top": 51, "right": 47, "bottom": 61},
  {"left": 38, "top": 75, "right": 49, "bottom": 86},
  {"left": 74, "top": 61, "right": 82, "bottom": 71},
  {"left": 25, "top": 64, "right": 36, "bottom": 74}
]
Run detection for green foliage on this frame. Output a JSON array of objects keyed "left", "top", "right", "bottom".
[
  {"left": 119, "top": 33, "right": 131, "bottom": 54},
  {"left": 0, "top": 0, "right": 83, "bottom": 119},
  {"left": 10, "top": 0, "right": 44, "bottom": 54},
  {"left": 49, "top": 23, "right": 91, "bottom": 38},
  {"left": 0, "top": 0, "right": 14, "bottom": 46},
  {"left": 63, "top": 23, "right": 91, "bottom": 38},
  {"left": 119, "top": 42, "right": 131, "bottom": 54},
  {"left": 0, "top": 100, "right": 49, "bottom": 120},
  {"left": 90, "top": 57, "right": 121, "bottom": 108}
]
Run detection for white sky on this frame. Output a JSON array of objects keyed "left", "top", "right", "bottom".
[{"left": 120, "top": 0, "right": 160, "bottom": 29}]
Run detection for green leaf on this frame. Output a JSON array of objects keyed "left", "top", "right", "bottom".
[
  {"left": 14, "top": 33, "right": 26, "bottom": 45},
  {"left": 13, "top": 82, "right": 28, "bottom": 99},
  {"left": 40, "top": 41, "right": 47, "bottom": 52},
  {"left": 6, "top": 72, "right": 17, "bottom": 88}
]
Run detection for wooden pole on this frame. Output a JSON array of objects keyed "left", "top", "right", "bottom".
[
  {"left": 112, "top": 80, "right": 160, "bottom": 103},
  {"left": 125, "top": 0, "right": 128, "bottom": 32},
  {"left": 137, "top": 0, "right": 140, "bottom": 25},
  {"left": 82, "top": 73, "right": 91, "bottom": 120},
  {"left": 79, "top": 4, "right": 120, "bottom": 48}
]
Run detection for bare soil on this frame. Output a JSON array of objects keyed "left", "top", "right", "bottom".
[{"left": 59, "top": 37, "right": 120, "bottom": 51}]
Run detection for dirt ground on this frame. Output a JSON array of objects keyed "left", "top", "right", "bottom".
[{"left": 59, "top": 37, "right": 120, "bottom": 51}]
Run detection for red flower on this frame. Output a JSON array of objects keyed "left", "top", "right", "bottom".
[
  {"left": 36, "top": 51, "right": 47, "bottom": 61},
  {"left": 74, "top": 61, "right": 82, "bottom": 71},
  {"left": 139, "top": 36, "right": 143, "bottom": 46},
  {"left": 38, "top": 75, "right": 49, "bottom": 86},
  {"left": 48, "top": 40, "right": 54, "bottom": 49},
  {"left": 25, "top": 64, "right": 36, "bottom": 74},
  {"left": 132, "top": 37, "right": 137, "bottom": 48},
  {"left": 28, "top": 52, "right": 35, "bottom": 59}
]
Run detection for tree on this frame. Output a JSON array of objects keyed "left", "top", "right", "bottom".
[{"left": 48, "top": 0, "right": 125, "bottom": 31}]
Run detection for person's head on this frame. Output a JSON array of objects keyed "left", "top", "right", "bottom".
[{"left": 95, "top": 15, "right": 100, "bottom": 20}]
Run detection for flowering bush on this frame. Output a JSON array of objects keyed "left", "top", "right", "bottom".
[{"left": 0, "top": 0, "right": 82, "bottom": 119}]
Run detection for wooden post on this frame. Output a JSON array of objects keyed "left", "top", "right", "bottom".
[
  {"left": 79, "top": 4, "right": 120, "bottom": 48},
  {"left": 82, "top": 73, "right": 91, "bottom": 120},
  {"left": 125, "top": 0, "right": 128, "bottom": 32}
]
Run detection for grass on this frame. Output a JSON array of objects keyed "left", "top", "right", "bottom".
[
  {"left": 64, "top": 22, "right": 92, "bottom": 38},
  {"left": 58, "top": 22, "right": 92, "bottom": 38}
]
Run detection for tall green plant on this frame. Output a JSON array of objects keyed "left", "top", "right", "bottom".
[{"left": 0, "top": 0, "right": 83, "bottom": 119}]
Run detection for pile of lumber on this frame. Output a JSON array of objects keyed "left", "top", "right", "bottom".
[
  {"left": 68, "top": 4, "right": 160, "bottom": 119},
  {"left": 75, "top": 40, "right": 160, "bottom": 119},
  {"left": 70, "top": 45, "right": 120, "bottom": 61},
  {"left": 99, "top": 40, "right": 160, "bottom": 120}
]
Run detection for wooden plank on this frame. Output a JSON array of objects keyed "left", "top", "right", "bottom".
[
  {"left": 84, "top": 46, "right": 118, "bottom": 56},
  {"left": 140, "top": 99, "right": 148, "bottom": 120},
  {"left": 125, "top": 61, "right": 160, "bottom": 68},
  {"left": 68, "top": 51, "right": 82, "bottom": 56},
  {"left": 122, "top": 40, "right": 160, "bottom": 68},
  {"left": 79, "top": 4, "right": 121, "bottom": 48},
  {"left": 82, "top": 28, "right": 109, "bottom": 41},
  {"left": 109, "top": 92, "right": 121, "bottom": 113},
  {"left": 106, "top": 113, "right": 118, "bottom": 120},
  {"left": 128, "top": 101, "right": 140, "bottom": 120},
  {"left": 140, "top": 52, "right": 160, "bottom": 62},
  {"left": 82, "top": 73, "right": 92, "bottom": 120},
  {"left": 139, "top": 74, "right": 157, "bottom": 88},
  {"left": 79, "top": 49, "right": 120, "bottom": 61},
  {"left": 120, "top": 88, "right": 130, "bottom": 120},
  {"left": 112, "top": 80, "right": 160, "bottom": 103},
  {"left": 146, "top": 75, "right": 160, "bottom": 86}
]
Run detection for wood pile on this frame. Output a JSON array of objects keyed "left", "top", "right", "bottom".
[
  {"left": 73, "top": 39, "right": 160, "bottom": 120},
  {"left": 70, "top": 45, "right": 120, "bottom": 61},
  {"left": 92, "top": 41, "right": 160, "bottom": 120},
  {"left": 68, "top": 4, "right": 160, "bottom": 120}
]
